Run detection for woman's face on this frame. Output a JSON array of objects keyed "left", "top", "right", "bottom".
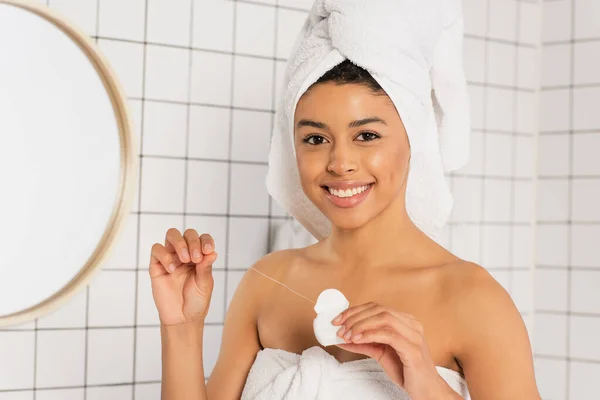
[{"left": 294, "top": 82, "right": 411, "bottom": 232}]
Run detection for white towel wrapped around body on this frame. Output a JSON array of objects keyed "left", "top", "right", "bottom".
[
  {"left": 265, "top": 0, "right": 471, "bottom": 241},
  {"left": 241, "top": 346, "right": 470, "bottom": 399}
]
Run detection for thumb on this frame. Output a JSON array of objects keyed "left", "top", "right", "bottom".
[{"left": 194, "top": 252, "right": 217, "bottom": 290}]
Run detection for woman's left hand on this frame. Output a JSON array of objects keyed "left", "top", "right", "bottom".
[{"left": 333, "top": 302, "right": 461, "bottom": 400}]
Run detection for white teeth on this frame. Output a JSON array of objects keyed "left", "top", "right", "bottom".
[{"left": 328, "top": 184, "right": 370, "bottom": 198}]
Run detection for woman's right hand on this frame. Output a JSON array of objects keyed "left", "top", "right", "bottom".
[{"left": 149, "top": 228, "right": 218, "bottom": 326}]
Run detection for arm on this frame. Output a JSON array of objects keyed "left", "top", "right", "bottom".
[{"left": 451, "top": 263, "right": 541, "bottom": 400}]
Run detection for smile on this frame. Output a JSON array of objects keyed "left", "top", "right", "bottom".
[
  {"left": 327, "top": 184, "right": 371, "bottom": 198},
  {"left": 322, "top": 183, "right": 373, "bottom": 208}
]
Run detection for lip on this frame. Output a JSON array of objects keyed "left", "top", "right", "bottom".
[
  {"left": 322, "top": 180, "right": 374, "bottom": 190},
  {"left": 322, "top": 183, "right": 373, "bottom": 208}
]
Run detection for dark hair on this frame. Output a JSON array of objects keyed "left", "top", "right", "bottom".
[{"left": 311, "top": 59, "right": 385, "bottom": 94}]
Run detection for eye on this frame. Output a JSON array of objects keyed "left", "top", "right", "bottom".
[
  {"left": 356, "top": 131, "right": 380, "bottom": 141},
  {"left": 303, "top": 135, "right": 328, "bottom": 145}
]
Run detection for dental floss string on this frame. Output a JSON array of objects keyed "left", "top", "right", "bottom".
[{"left": 249, "top": 266, "right": 316, "bottom": 305}]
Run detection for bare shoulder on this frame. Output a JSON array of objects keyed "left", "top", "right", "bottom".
[{"left": 441, "top": 261, "right": 541, "bottom": 399}]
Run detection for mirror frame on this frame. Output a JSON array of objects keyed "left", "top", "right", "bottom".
[{"left": 0, "top": 0, "right": 137, "bottom": 326}]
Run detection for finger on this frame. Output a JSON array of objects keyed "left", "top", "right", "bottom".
[
  {"left": 195, "top": 251, "right": 218, "bottom": 276},
  {"left": 199, "top": 233, "right": 215, "bottom": 255},
  {"left": 335, "top": 303, "right": 420, "bottom": 331},
  {"left": 332, "top": 302, "right": 377, "bottom": 325},
  {"left": 165, "top": 228, "right": 191, "bottom": 263},
  {"left": 350, "top": 329, "right": 417, "bottom": 362},
  {"left": 149, "top": 243, "right": 177, "bottom": 276},
  {"left": 184, "top": 229, "right": 203, "bottom": 263},
  {"left": 342, "top": 311, "right": 421, "bottom": 345}
]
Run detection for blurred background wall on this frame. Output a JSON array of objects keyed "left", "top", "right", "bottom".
[{"left": 0, "top": 1, "right": 597, "bottom": 399}]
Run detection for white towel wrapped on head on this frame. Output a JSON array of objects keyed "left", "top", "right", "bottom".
[{"left": 265, "top": 0, "right": 471, "bottom": 241}]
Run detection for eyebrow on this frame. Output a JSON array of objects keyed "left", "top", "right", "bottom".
[{"left": 296, "top": 117, "right": 387, "bottom": 130}]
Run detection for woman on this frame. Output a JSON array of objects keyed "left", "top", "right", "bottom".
[
  {"left": 150, "top": 1, "right": 542, "bottom": 398},
  {"left": 150, "top": 61, "right": 540, "bottom": 399}
]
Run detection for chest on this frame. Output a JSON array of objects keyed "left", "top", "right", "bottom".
[{"left": 256, "top": 275, "right": 458, "bottom": 369}]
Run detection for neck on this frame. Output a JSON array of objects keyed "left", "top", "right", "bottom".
[{"left": 322, "top": 196, "right": 451, "bottom": 271}]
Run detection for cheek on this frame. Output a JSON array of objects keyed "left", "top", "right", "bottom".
[{"left": 366, "top": 147, "right": 407, "bottom": 183}]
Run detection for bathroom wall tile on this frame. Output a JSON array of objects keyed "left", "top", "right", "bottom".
[
  {"left": 513, "top": 180, "right": 534, "bottom": 223},
  {"left": 511, "top": 270, "right": 533, "bottom": 312},
  {"left": 570, "top": 315, "right": 600, "bottom": 361},
  {"left": 450, "top": 224, "right": 481, "bottom": 264},
  {"left": 98, "top": 0, "right": 145, "bottom": 41},
  {"left": 140, "top": 157, "right": 186, "bottom": 213},
  {"left": 231, "top": 109, "right": 272, "bottom": 163},
  {"left": 519, "top": 1, "right": 539, "bottom": 45},
  {"left": 88, "top": 270, "right": 136, "bottom": 327},
  {"left": 235, "top": 2, "right": 275, "bottom": 57},
  {"left": 185, "top": 215, "right": 228, "bottom": 270},
  {"left": 37, "top": 388, "right": 84, "bottom": 400},
  {"left": 147, "top": 0, "right": 191, "bottom": 46},
  {"left": 571, "top": 178, "right": 600, "bottom": 221},
  {"left": 536, "top": 224, "right": 569, "bottom": 266},
  {"left": 573, "top": 133, "right": 600, "bottom": 175},
  {"left": 86, "top": 385, "right": 132, "bottom": 400},
  {"left": 229, "top": 163, "right": 270, "bottom": 215},
  {"left": 145, "top": 45, "right": 190, "bottom": 102},
  {"left": 192, "top": 0, "right": 233, "bottom": 51},
  {"left": 190, "top": 51, "right": 233, "bottom": 106},
  {"left": 571, "top": 270, "right": 600, "bottom": 314},
  {"left": 233, "top": 56, "right": 274, "bottom": 110},
  {"left": 37, "top": 288, "right": 87, "bottom": 328},
  {"left": 574, "top": 42, "right": 600, "bottom": 85},
  {"left": 513, "top": 225, "right": 533, "bottom": 268},
  {"left": 278, "top": 0, "right": 312, "bottom": 9},
  {"left": 204, "top": 270, "right": 226, "bottom": 324},
  {"left": 488, "top": 0, "right": 517, "bottom": 41},
  {"left": 533, "top": 313, "right": 567, "bottom": 357},
  {"left": 464, "top": 38, "right": 486, "bottom": 83},
  {"left": 534, "top": 358, "right": 566, "bottom": 399},
  {"left": 136, "top": 271, "right": 159, "bottom": 326},
  {"left": 202, "top": 325, "right": 223, "bottom": 377},
  {"left": 540, "top": 89, "right": 570, "bottom": 132},
  {"left": 48, "top": 0, "right": 98, "bottom": 36},
  {"left": 488, "top": 41, "right": 515, "bottom": 86},
  {"left": 135, "top": 383, "right": 160, "bottom": 400},
  {"left": 36, "top": 330, "right": 85, "bottom": 387},
  {"left": 518, "top": 47, "right": 537, "bottom": 90},
  {"left": 538, "top": 134, "right": 570, "bottom": 177},
  {"left": 574, "top": 87, "right": 600, "bottom": 130},
  {"left": 128, "top": 99, "right": 143, "bottom": 156},
  {"left": 482, "top": 225, "right": 511, "bottom": 268},
  {"left": 0, "top": 393, "right": 33, "bottom": 400},
  {"left": 135, "top": 327, "right": 161, "bottom": 382},
  {"left": 97, "top": 39, "right": 144, "bottom": 98},
  {"left": 535, "top": 268, "right": 568, "bottom": 311},
  {"left": 188, "top": 105, "right": 231, "bottom": 161},
  {"left": 137, "top": 213, "right": 184, "bottom": 269},
  {"left": 537, "top": 179, "right": 570, "bottom": 222},
  {"left": 484, "top": 133, "right": 513, "bottom": 177},
  {"left": 102, "top": 213, "right": 138, "bottom": 270},
  {"left": 514, "top": 136, "right": 535, "bottom": 178},
  {"left": 186, "top": 160, "right": 229, "bottom": 214},
  {"left": 0, "top": 331, "right": 34, "bottom": 390},
  {"left": 542, "top": 44, "right": 571, "bottom": 87},
  {"left": 274, "top": 60, "right": 288, "bottom": 106},
  {"left": 449, "top": 177, "right": 482, "bottom": 222},
  {"left": 462, "top": 0, "right": 488, "bottom": 37},
  {"left": 571, "top": 224, "right": 600, "bottom": 268},
  {"left": 227, "top": 217, "right": 269, "bottom": 269},
  {"left": 458, "top": 130, "right": 484, "bottom": 175},
  {"left": 277, "top": 8, "right": 308, "bottom": 59},
  {"left": 483, "top": 179, "right": 512, "bottom": 222},
  {"left": 542, "top": 0, "right": 572, "bottom": 42},
  {"left": 486, "top": 87, "right": 514, "bottom": 132},
  {"left": 516, "top": 92, "right": 537, "bottom": 134},
  {"left": 142, "top": 101, "right": 187, "bottom": 157},
  {"left": 469, "top": 86, "right": 485, "bottom": 130},
  {"left": 87, "top": 328, "right": 134, "bottom": 385},
  {"left": 570, "top": 361, "right": 600, "bottom": 399},
  {"left": 574, "top": 0, "right": 600, "bottom": 39}
]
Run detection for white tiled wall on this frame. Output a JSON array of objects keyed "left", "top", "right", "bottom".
[
  {"left": 2, "top": 0, "right": 598, "bottom": 399},
  {"left": 535, "top": 1, "right": 600, "bottom": 399}
]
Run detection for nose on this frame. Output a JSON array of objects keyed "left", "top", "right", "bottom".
[{"left": 327, "top": 142, "right": 358, "bottom": 176}]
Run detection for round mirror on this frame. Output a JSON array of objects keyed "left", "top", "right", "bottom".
[{"left": 0, "top": 0, "right": 137, "bottom": 326}]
